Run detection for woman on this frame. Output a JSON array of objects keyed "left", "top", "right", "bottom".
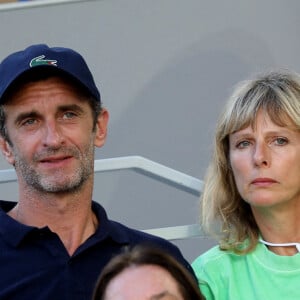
[
  {"left": 192, "top": 70, "right": 300, "bottom": 299},
  {"left": 93, "top": 245, "right": 205, "bottom": 300}
]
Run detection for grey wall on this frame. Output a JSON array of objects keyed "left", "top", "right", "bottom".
[{"left": 0, "top": 0, "right": 300, "bottom": 262}]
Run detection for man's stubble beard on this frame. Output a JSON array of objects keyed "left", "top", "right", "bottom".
[{"left": 13, "top": 142, "right": 95, "bottom": 194}]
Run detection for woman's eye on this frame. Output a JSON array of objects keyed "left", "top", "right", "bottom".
[
  {"left": 275, "top": 137, "right": 288, "bottom": 145},
  {"left": 236, "top": 140, "right": 250, "bottom": 148}
]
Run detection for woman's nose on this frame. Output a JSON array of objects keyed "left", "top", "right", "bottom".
[{"left": 253, "top": 143, "right": 270, "bottom": 167}]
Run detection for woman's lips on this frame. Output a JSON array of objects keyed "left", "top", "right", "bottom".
[{"left": 251, "top": 177, "right": 277, "bottom": 186}]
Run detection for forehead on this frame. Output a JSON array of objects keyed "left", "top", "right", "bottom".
[
  {"left": 6, "top": 76, "right": 78, "bottom": 101},
  {"left": 228, "top": 107, "right": 296, "bottom": 135},
  {"left": 230, "top": 112, "right": 296, "bottom": 138},
  {"left": 2, "top": 77, "right": 90, "bottom": 112},
  {"left": 104, "top": 264, "right": 182, "bottom": 300}
]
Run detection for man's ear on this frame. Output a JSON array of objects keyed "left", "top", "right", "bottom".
[
  {"left": 0, "top": 137, "right": 15, "bottom": 165},
  {"left": 94, "top": 108, "right": 109, "bottom": 148}
]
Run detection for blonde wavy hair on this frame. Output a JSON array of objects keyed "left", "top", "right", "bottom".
[{"left": 201, "top": 70, "right": 300, "bottom": 254}]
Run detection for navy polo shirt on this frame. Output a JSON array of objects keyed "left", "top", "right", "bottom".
[{"left": 0, "top": 200, "right": 195, "bottom": 300}]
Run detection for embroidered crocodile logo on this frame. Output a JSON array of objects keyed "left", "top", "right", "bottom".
[{"left": 29, "top": 55, "right": 57, "bottom": 67}]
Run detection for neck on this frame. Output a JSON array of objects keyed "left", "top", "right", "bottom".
[
  {"left": 9, "top": 183, "right": 97, "bottom": 256},
  {"left": 252, "top": 204, "right": 300, "bottom": 256},
  {"left": 259, "top": 238, "right": 300, "bottom": 255}
]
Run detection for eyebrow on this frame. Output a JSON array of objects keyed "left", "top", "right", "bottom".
[
  {"left": 231, "top": 128, "right": 294, "bottom": 137},
  {"left": 150, "top": 291, "right": 179, "bottom": 300},
  {"left": 14, "top": 110, "right": 41, "bottom": 126},
  {"left": 13, "top": 104, "right": 85, "bottom": 126},
  {"left": 55, "top": 104, "right": 85, "bottom": 115}
]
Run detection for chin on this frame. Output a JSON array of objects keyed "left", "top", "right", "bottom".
[
  {"left": 38, "top": 178, "right": 85, "bottom": 193},
  {"left": 248, "top": 198, "right": 279, "bottom": 208}
]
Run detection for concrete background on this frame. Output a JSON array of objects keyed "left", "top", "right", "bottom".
[{"left": 0, "top": 0, "right": 299, "bottom": 262}]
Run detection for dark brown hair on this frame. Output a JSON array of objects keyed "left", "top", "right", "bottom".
[{"left": 93, "top": 245, "right": 205, "bottom": 300}]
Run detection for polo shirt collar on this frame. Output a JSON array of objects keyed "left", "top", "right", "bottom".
[
  {"left": 91, "top": 201, "right": 130, "bottom": 245},
  {"left": 0, "top": 200, "right": 130, "bottom": 248},
  {"left": 0, "top": 201, "right": 37, "bottom": 247}
]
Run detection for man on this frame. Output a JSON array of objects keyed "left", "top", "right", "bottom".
[{"left": 0, "top": 44, "right": 195, "bottom": 300}]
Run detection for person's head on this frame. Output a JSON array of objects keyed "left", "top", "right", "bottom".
[
  {"left": 92, "top": 245, "right": 205, "bottom": 300},
  {"left": 201, "top": 70, "right": 300, "bottom": 253},
  {"left": 0, "top": 44, "right": 102, "bottom": 143},
  {"left": 0, "top": 44, "right": 108, "bottom": 194}
]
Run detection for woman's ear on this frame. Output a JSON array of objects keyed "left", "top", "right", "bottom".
[
  {"left": 0, "top": 137, "right": 15, "bottom": 165},
  {"left": 94, "top": 108, "right": 109, "bottom": 148}
]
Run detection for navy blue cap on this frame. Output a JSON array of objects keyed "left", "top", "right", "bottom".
[{"left": 0, "top": 44, "right": 101, "bottom": 103}]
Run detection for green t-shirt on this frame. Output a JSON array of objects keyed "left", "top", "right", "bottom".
[{"left": 192, "top": 242, "right": 300, "bottom": 300}]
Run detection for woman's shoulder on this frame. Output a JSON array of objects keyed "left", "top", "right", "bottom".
[
  {"left": 192, "top": 244, "right": 246, "bottom": 272},
  {"left": 193, "top": 245, "right": 225, "bottom": 269}
]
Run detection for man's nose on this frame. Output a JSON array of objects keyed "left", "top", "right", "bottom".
[{"left": 42, "top": 121, "right": 64, "bottom": 147}]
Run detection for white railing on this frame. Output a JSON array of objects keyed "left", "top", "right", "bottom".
[
  {"left": 0, "top": 155, "right": 204, "bottom": 240},
  {"left": 0, "top": 0, "right": 97, "bottom": 12}
]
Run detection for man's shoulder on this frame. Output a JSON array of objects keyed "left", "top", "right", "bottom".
[
  {"left": 92, "top": 201, "right": 178, "bottom": 250},
  {"left": 107, "top": 219, "right": 195, "bottom": 276},
  {"left": 0, "top": 200, "right": 17, "bottom": 212},
  {"left": 92, "top": 201, "right": 194, "bottom": 277},
  {"left": 109, "top": 219, "right": 179, "bottom": 251}
]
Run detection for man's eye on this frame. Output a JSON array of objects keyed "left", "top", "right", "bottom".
[
  {"left": 63, "top": 112, "right": 77, "bottom": 119},
  {"left": 22, "top": 119, "right": 37, "bottom": 126}
]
